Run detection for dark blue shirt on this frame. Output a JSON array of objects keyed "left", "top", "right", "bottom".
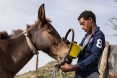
[{"left": 75, "top": 27, "right": 105, "bottom": 78}]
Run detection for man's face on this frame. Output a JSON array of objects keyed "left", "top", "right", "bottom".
[{"left": 79, "top": 17, "right": 92, "bottom": 33}]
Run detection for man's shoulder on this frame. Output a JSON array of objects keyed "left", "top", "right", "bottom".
[{"left": 95, "top": 29, "right": 105, "bottom": 37}]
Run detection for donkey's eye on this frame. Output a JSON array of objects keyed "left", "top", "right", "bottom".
[{"left": 49, "top": 30, "right": 55, "bottom": 34}]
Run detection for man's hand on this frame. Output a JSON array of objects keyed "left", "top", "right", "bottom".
[{"left": 60, "top": 63, "right": 79, "bottom": 72}]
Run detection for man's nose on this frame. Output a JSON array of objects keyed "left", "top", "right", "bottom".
[{"left": 81, "top": 26, "right": 84, "bottom": 30}]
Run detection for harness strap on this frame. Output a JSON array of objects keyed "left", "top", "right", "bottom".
[
  {"left": 23, "top": 30, "right": 39, "bottom": 78},
  {"left": 23, "top": 30, "right": 38, "bottom": 54}
]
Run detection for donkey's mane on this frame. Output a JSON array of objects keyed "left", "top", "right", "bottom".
[
  {"left": 11, "top": 19, "right": 51, "bottom": 36},
  {"left": 11, "top": 29, "right": 23, "bottom": 37},
  {"left": 0, "top": 19, "right": 51, "bottom": 39},
  {"left": 11, "top": 22, "right": 37, "bottom": 37},
  {"left": 0, "top": 31, "right": 10, "bottom": 39}
]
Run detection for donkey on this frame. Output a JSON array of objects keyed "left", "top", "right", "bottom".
[{"left": 0, "top": 4, "right": 68, "bottom": 78}]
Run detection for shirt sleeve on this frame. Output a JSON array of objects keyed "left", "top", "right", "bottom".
[{"left": 77, "top": 32, "right": 105, "bottom": 70}]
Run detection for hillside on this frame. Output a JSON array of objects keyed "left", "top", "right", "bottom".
[{"left": 15, "top": 61, "right": 74, "bottom": 78}]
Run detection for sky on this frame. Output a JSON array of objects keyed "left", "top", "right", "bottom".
[{"left": 0, "top": 0, "right": 117, "bottom": 75}]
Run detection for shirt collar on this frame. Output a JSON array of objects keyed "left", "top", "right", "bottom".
[
  {"left": 85, "top": 26, "right": 100, "bottom": 37},
  {"left": 92, "top": 26, "right": 100, "bottom": 35}
]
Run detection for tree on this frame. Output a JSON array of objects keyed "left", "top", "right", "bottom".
[
  {"left": 108, "top": 0, "right": 117, "bottom": 36},
  {"left": 109, "top": 17, "right": 117, "bottom": 36},
  {"left": 114, "top": 0, "right": 117, "bottom": 2}
]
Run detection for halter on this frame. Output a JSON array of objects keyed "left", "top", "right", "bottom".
[
  {"left": 52, "top": 28, "right": 82, "bottom": 78},
  {"left": 23, "top": 29, "right": 38, "bottom": 78},
  {"left": 55, "top": 28, "right": 82, "bottom": 67},
  {"left": 23, "top": 30, "right": 38, "bottom": 54},
  {"left": 51, "top": 28, "right": 74, "bottom": 78},
  {"left": 23, "top": 22, "right": 56, "bottom": 78}
]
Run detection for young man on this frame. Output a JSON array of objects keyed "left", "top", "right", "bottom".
[{"left": 60, "top": 10, "right": 105, "bottom": 78}]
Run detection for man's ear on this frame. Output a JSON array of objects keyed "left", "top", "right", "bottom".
[{"left": 89, "top": 17, "right": 93, "bottom": 22}]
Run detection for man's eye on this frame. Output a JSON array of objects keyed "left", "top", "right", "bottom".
[{"left": 81, "top": 23, "right": 84, "bottom": 25}]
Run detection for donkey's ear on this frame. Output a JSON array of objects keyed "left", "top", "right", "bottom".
[{"left": 38, "top": 4, "right": 46, "bottom": 22}]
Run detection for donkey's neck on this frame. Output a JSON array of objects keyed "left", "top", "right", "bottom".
[{"left": 9, "top": 34, "right": 34, "bottom": 74}]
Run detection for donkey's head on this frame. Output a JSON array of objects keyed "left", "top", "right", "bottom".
[{"left": 30, "top": 4, "right": 68, "bottom": 62}]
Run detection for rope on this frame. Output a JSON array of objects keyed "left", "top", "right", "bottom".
[
  {"left": 51, "top": 66, "right": 59, "bottom": 78},
  {"left": 23, "top": 30, "right": 39, "bottom": 78},
  {"left": 36, "top": 54, "right": 39, "bottom": 78},
  {"left": 51, "top": 64, "right": 68, "bottom": 78},
  {"left": 23, "top": 30, "right": 38, "bottom": 54}
]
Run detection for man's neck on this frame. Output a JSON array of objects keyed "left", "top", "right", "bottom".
[{"left": 89, "top": 23, "right": 97, "bottom": 35}]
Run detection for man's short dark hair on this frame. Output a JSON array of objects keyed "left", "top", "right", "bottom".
[{"left": 78, "top": 10, "right": 96, "bottom": 22}]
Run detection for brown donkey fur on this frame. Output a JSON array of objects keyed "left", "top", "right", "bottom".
[{"left": 0, "top": 4, "right": 68, "bottom": 78}]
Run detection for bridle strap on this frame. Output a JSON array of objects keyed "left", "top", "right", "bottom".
[
  {"left": 23, "top": 30, "right": 39, "bottom": 78},
  {"left": 23, "top": 30, "right": 38, "bottom": 54}
]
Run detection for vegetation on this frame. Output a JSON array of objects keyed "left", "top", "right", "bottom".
[{"left": 15, "top": 61, "right": 74, "bottom": 78}]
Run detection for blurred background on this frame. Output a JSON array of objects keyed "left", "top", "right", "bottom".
[{"left": 0, "top": 0, "right": 117, "bottom": 75}]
